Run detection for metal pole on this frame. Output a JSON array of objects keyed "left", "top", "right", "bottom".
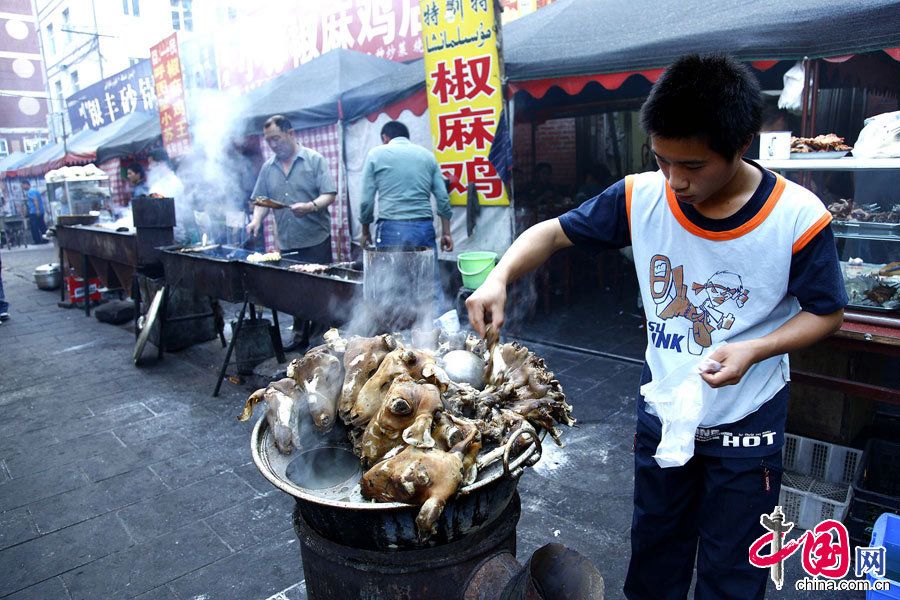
[
  {"left": 215, "top": 296, "right": 248, "bottom": 397},
  {"left": 32, "top": 0, "right": 56, "bottom": 143},
  {"left": 91, "top": 0, "right": 103, "bottom": 79}
]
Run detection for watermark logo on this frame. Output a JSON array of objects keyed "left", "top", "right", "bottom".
[
  {"left": 855, "top": 545, "right": 886, "bottom": 579},
  {"left": 748, "top": 507, "right": 892, "bottom": 593}
]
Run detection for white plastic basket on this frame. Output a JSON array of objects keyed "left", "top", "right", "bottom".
[{"left": 779, "top": 434, "right": 864, "bottom": 531}]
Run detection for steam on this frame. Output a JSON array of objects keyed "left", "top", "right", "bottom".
[{"left": 171, "top": 88, "right": 253, "bottom": 244}]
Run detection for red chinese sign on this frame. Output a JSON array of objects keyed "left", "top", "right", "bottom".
[
  {"left": 150, "top": 33, "right": 191, "bottom": 158},
  {"left": 214, "top": 1, "right": 423, "bottom": 93},
  {"left": 421, "top": 2, "right": 508, "bottom": 206}
]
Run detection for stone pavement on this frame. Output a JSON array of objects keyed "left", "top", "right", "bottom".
[{"left": 0, "top": 245, "right": 860, "bottom": 599}]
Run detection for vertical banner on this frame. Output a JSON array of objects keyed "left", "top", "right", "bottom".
[
  {"left": 420, "top": 0, "right": 508, "bottom": 206},
  {"left": 150, "top": 33, "right": 191, "bottom": 158}
]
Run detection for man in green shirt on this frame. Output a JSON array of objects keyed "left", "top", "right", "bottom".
[
  {"left": 359, "top": 121, "right": 453, "bottom": 252},
  {"left": 359, "top": 121, "right": 453, "bottom": 310}
]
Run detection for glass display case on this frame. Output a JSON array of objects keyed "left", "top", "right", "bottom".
[
  {"left": 45, "top": 176, "right": 112, "bottom": 223},
  {"left": 758, "top": 157, "right": 900, "bottom": 313}
]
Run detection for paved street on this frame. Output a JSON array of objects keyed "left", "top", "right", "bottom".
[{"left": 0, "top": 246, "right": 859, "bottom": 599}]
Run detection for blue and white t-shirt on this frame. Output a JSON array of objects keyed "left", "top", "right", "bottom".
[{"left": 558, "top": 162, "right": 847, "bottom": 457}]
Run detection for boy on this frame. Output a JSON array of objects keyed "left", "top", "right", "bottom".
[{"left": 466, "top": 54, "right": 847, "bottom": 599}]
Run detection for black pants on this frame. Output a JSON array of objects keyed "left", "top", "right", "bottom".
[
  {"left": 28, "top": 213, "right": 46, "bottom": 244},
  {"left": 624, "top": 420, "right": 782, "bottom": 600},
  {"left": 284, "top": 237, "right": 332, "bottom": 344}
]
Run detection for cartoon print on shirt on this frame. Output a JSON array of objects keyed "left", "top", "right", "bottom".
[{"left": 648, "top": 254, "right": 750, "bottom": 355}]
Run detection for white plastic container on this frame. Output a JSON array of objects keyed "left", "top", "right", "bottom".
[
  {"left": 759, "top": 131, "right": 792, "bottom": 160},
  {"left": 780, "top": 433, "right": 864, "bottom": 530}
]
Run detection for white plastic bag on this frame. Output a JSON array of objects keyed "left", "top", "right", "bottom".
[
  {"left": 640, "top": 352, "right": 721, "bottom": 468},
  {"left": 778, "top": 62, "right": 805, "bottom": 111},
  {"left": 852, "top": 111, "right": 900, "bottom": 158}
]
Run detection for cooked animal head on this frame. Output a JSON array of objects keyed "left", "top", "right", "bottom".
[
  {"left": 238, "top": 377, "right": 307, "bottom": 454},
  {"left": 338, "top": 334, "right": 396, "bottom": 425},
  {"left": 288, "top": 345, "right": 343, "bottom": 434},
  {"left": 350, "top": 348, "right": 447, "bottom": 427},
  {"left": 359, "top": 376, "right": 443, "bottom": 465}
]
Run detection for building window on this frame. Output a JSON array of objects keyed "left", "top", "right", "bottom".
[
  {"left": 54, "top": 80, "right": 63, "bottom": 103},
  {"left": 171, "top": 0, "right": 193, "bottom": 32},
  {"left": 46, "top": 23, "right": 56, "bottom": 55},
  {"left": 70, "top": 70, "right": 79, "bottom": 92},
  {"left": 123, "top": 0, "right": 140, "bottom": 16},
  {"left": 24, "top": 138, "right": 47, "bottom": 153},
  {"left": 0, "top": 139, "right": 8, "bottom": 158},
  {"left": 62, "top": 8, "right": 71, "bottom": 42}
]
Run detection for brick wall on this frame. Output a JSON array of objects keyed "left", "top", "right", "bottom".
[
  {"left": 535, "top": 118, "right": 577, "bottom": 192},
  {"left": 512, "top": 118, "right": 577, "bottom": 194}
]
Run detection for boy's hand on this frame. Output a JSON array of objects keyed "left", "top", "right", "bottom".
[
  {"left": 700, "top": 341, "right": 761, "bottom": 388},
  {"left": 465, "top": 276, "right": 507, "bottom": 338}
]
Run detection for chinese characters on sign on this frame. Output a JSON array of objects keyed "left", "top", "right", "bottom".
[
  {"left": 420, "top": 0, "right": 508, "bottom": 206},
  {"left": 150, "top": 33, "right": 191, "bottom": 158},
  {"left": 214, "top": 0, "right": 423, "bottom": 93},
  {"left": 65, "top": 60, "right": 157, "bottom": 131}
]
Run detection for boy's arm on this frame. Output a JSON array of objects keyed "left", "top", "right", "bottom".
[
  {"left": 466, "top": 219, "right": 573, "bottom": 336},
  {"left": 703, "top": 212, "right": 848, "bottom": 388},
  {"left": 701, "top": 308, "right": 843, "bottom": 388}
]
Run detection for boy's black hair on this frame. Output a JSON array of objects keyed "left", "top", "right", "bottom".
[
  {"left": 381, "top": 120, "right": 409, "bottom": 140},
  {"left": 640, "top": 54, "right": 762, "bottom": 160}
]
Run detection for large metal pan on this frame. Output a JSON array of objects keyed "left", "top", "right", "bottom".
[{"left": 250, "top": 416, "right": 541, "bottom": 550}]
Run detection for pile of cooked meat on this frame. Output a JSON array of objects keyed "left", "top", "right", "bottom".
[
  {"left": 239, "top": 327, "right": 575, "bottom": 538},
  {"left": 827, "top": 198, "right": 900, "bottom": 223},
  {"left": 790, "top": 133, "right": 852, "bottom": 153}
]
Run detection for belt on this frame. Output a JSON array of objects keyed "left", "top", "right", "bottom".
[{"left": 379, "top": 217, "right": 432, "bottom": 222}]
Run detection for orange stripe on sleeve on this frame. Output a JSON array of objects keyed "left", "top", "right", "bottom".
[
  {"left": 625, "top": 175, "right": 634, "bottom": 234},
  {"left": 792, "top": 212, "right": 832, "bottom": 254}
]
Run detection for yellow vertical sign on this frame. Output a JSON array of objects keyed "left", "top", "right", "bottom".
[{"left": 420, "top": 0, "right": 509, "bottom": 206}]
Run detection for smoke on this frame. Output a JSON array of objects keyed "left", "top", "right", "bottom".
[
  {"left": 334, "top": 246, "right": 442, "bottom": 338},
  {"left": 166, "top": 88, "right": 254, "bottom": 245}
]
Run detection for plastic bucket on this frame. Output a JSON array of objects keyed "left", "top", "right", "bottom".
[{"left": 457, "top": 251, "right": 497, "bottom": 289}]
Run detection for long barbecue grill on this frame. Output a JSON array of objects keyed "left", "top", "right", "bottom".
[
  {"left": 159, "top": 244, "right": 363, "bottom": 395},
  {"left": 54, "top": 197, "right": 176, "bottom": 317}
]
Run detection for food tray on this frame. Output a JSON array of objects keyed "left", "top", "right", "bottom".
[
  {"left": 832, "top": 220, "right": 900, "bottom": 239},
  {"left": 790, "top": 151, "right": 849, "bottom": 159},
  {"left": 779, "top": 433, "right": 864, "bottom": 530}
]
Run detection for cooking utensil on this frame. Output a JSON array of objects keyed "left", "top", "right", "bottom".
[
  {"left": 33, "top": 263, "right": 61, "bottom": 290},
  {"left": 441, "top": 350, "right": 486, "bottom": 389},
  {"left": 252, "top": 415, "right": 538, "bottom": 549}
]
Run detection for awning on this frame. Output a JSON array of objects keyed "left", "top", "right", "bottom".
[
  {"left": 95, "top": 111, "right": 161, "bottom": 164},
  {"left": 341, "top": 59, "right": 429, "bottom": 123},
  {"left": 504, "top": 0, "right": 900, "bottom": 97},
  {"left": 0, "top": 152, "right": 28, "bottom": 179},
  {"left": 243, "top": 48, "right": 405, "bottom": 132}
]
